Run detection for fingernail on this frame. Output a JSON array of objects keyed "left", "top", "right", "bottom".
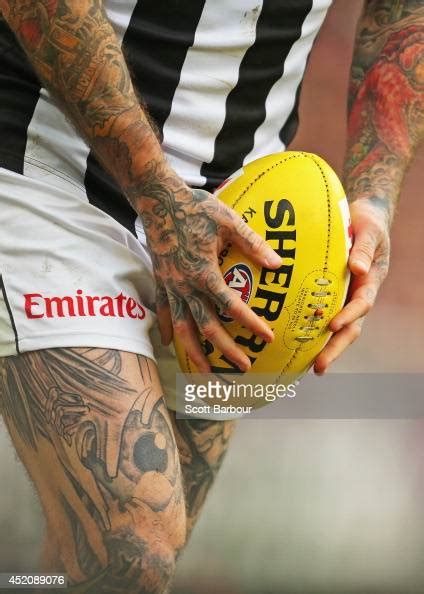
[
  {"left": 240, "top": 359, "right": 251, "bottom": 372},
  {"left": 265, "top": 252, "right": 282, "bottom": 267},
  {"left": 260, "top": 326, "right": 274, "bottom": 343},
  {"left": 265, "top": 330, "right": 275, "bottom": 343}
]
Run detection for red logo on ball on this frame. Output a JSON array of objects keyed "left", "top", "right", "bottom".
[{"left": 219, "top": 263, "right": 253, "bottom": 322}]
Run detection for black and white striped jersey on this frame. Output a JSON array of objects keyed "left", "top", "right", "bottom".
[{"left": 0, "top": 0, "right": 332, "bottom": 234}]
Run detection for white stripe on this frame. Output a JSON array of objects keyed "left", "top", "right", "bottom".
[
  {"left": 243, "top": 0, "right": 332, "bottom": 165},
  {"left": 162, "top": 0, "right": 264, "bottom": 188},
  {"left": 23, "top": 0, "right": 138, "bottom": 198},
  {"left": 23, "top": 91, "right": 91, "bottom": 199},
  {"left": 104, "top": 0, "right": 138, "bottom": 42}
]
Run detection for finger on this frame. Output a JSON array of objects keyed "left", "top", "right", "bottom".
[
  {"left": 230, "top": 216, "right": 282, "bottom": 269},
  {"left": 155, "top": 283, "right": 173, "bottom": 345},
  {"left": 329, "top": 294, "right": 372, "bottom": 332},
  {"left": 187, "top": 295, "right": 252, "bottom": 372},
  {"left": 173, "top": 320, "right": 212, "bottom": 374},
  {"left": 314, "top": 322, "right": 362, "bottom": 375},
  {"left": 205, "top": 273, "right": 274, "bottom": 343},
  {"left": 349, "top": 226, "right": 380, "bottom": 275},
  {"left": 168, "top": 292, "right": 211, "bottom": 373},
  {"left": 329, "top": 269, "right": 380, "bottom": 332},
  {"left": 223, "top": 288, "right": 274, "bottom": 342}
]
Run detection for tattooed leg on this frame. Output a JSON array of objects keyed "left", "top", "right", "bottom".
[
  {"left": 0, "top": 349, "right": 186, "bottom": 593},
  {"left": 170, "top": 415, "right": 236, "bottom": 539},
  {"left": 41, "top": 532, "right": 66, "bottom": 573}
]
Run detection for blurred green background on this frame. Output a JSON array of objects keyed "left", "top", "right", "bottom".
[{"left": 1, "top": 1, "right": 424, "bottom": 592}]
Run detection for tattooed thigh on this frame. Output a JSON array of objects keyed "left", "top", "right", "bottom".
[{"left": 0, "top": 349, "right": 186, "bottom": 594}]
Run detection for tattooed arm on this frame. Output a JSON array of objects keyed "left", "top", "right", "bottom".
[
  {"left": 0, "top": 0, "right": 281, "bottom": 372},
  {"left": 315, "top": 0, "right": 424, "bottom": 373}
]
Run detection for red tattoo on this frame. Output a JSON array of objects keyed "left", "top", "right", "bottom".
[{"left": 349, "top": 25, "right": 424, "bottom": 177}]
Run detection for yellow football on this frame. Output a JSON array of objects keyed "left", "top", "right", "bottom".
[{"left": 174, "top": 151, "right": 352, "bottom": 398}]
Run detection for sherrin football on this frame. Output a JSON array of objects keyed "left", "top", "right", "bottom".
[{"left": 174, "top": 151, "right": 352, "bottom": 399}]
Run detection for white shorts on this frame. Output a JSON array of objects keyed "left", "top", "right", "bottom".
[{"left": 0, "top": 168, "right": 180, "bottom": 410}]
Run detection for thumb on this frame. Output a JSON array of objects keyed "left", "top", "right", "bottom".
[{"left": 348, "top": 226, "right": 379, "bottom": 275}]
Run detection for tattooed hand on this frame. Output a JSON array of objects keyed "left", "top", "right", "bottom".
[
  {"left": 314, "top": 198, "right": 390, "bottom": 374},
  {"left": 131, "top": 161, "right": 281, "bottom": 373}
]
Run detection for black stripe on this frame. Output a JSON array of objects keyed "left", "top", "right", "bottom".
[
  {"left": 84, "top": 0, "right": 206, "bottom": 234},
  {"left": 122, "top": 0, "right": 207, "bottom": 136},
  {"left": 0, "top": 275, "right": 20, "bottom": 355},
  {"left": 201, "top": 0, "right": 313, "bottom": 188},
  {"left": 0, "top": 18, "right": 41, "bottom": 174},
  {"left": 84, "top": 153, "right": 138, "bottom": 233}
]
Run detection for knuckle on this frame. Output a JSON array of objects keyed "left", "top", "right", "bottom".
[
  {"left": 214, "top": 285, "right": 233, "bottom": 307},
  {"left": 234, "top": 214, "right": 249, "bottom": 233},
  {"left": 350, "top": 324, "right": 362, "bottom": 340},
  {"left": 354, "top": 227, "right": 378, "bottom": 252},
  {"left": 366, "top": 218, "right": 383, "bottom": 236},
  {"left": 249, "top": 233, "right": 267, "bottom": 255},
  {"left": 360, "top": 297, "right": 372, "bottom": 314},
  {"left": 173, "top": 320, "right": 188, "bottom": 336},
  {"left": 201, "top": 323, "right": 218, "bottom": 342},
  {"left": 353, "top": 295, "right": 372, "bottom": 314},
  {"left": 355, "top": 242, "right": 374, "bottom": 259},
  {"left": 227, "top": 296, "right": 243, "bottom": 318},
  {"left": 186, "top": 348, "right": 205, "bottom": 368},
  {"left": 205, "top": 270, "right": 221, "bottom": 292},
  {"left": 237, "top": 222, "right": 263, "bottom": 251}
]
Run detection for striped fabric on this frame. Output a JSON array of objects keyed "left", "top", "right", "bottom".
[{"left": 0, "top": 0, "right": 332, "bottom": 234}]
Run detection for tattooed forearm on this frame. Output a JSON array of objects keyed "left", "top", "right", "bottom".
[
  {"left": 0, "top": 0, "right": 166, "bottom": 198},
  {"left": 345, "top": 0, "right": 424, "bottom": 219}
]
